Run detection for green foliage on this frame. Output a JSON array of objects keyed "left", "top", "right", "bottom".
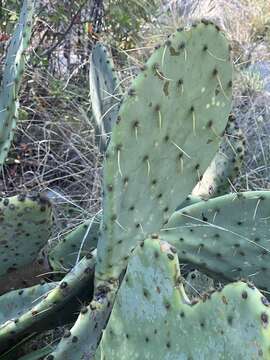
[{"left": 105, "top": 0, "right": 157, "bottom": 48}]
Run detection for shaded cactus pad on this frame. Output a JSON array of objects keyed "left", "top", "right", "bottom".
[
  {"left": 0, "top": 254, "right": 95, "bottom": 353},
  {"left": 90, "top": 43, "right": 121, "bottom": 148},
  {"left": 96, "top": 21, "right": 233, "bottom": 283},
  {"left": 0, "top": 0, "right": 36, "bottom": 165},
  {"left": 96, "top": 237, "right": 270, "bottom": 359},
  {"left": 164, "top": 191, "right": 270, "bottom": 292},
  {"left": 48, "top": 216, "right": 100, "bottom": 271},
  {"left": 0, "top": 194, "right": 52, "bottom": 277}
]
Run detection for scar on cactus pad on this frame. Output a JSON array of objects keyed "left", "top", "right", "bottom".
[
  {"left": 96, "top": 237, "right": 270, "bottom": 359},
  {"left": 96, "top": 21, "right": 233, "bottom": 285}
]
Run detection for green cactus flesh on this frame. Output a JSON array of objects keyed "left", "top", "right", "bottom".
[
  {"left": 90, "top": 43, "right": 121, "bottom": 148},
  {"left": 96, "top": 237, "right": 270, "bottom": 359},
  {"left": 0, "top": 282, "right": 55, "bottom": 327},
  {"left": 163, "top": 191, "right": 270, "bottom": 293},
  {"left": 0, "top": 194, "right": 52, "bottom": 277},
  {"left": 48, "top": 215, "right": 100, "bottom": 272},
  {"left": 0, "top": 254, "right": 95, "bottom": 353},
  {"left": 47, "top": 286, "right": 116, "bottom": 360},
  {"left": 0, "top": 0, "right": 35, "bottom": 165},
  {"left": 96, "top": 21, "right": 233, "bottom": 284},
  {"left": 192, "top": 114, "right": 246, "bottom": 199}
]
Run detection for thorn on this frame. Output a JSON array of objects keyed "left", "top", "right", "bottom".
[
  {"left": 117, "top": 149, "right": 123, "bottom": 177},
  {"left": 147, "top": 159, "right": 151, "bottom": 176}
]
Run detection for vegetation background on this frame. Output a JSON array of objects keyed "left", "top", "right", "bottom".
[{"left": 0, "top": 0, "right": 270, "bottom": 355}]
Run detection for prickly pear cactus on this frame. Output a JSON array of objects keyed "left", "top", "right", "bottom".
[
  {"left": 47, "top": 285, "right": 117, "bottom": 360},
  {"left": 0, "top": 282, "right": 55, "bottom": 326},
  {"left": 96, "top": 237, "right": 270, "bottom": 359},
  {"left": 48, "top": 215, "right": 100, "bottom": 271},
  {"left": 192, "top": 114, "right": 246, "bottom": 199},
  {"left": 96, "top": 21, "right": 233, "bottom": 285},
  {"left": 164, "top": 191, "right": 270, "bottom": 292},
  {"left": 90, "top": 43, "right": 121, "bottom": 149},
  {"left": 0, "top": 253, "right": 95, "bottom": 353},
  {"left": 0, "top": 194, "right": 52, "bottom": 278},
  {"left": 0, "top": 0, "right": 35, "bottom": 165}
]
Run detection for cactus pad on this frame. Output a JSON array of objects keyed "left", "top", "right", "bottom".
[
  {"left": 96, "top": 21, "right": 232, "bottom": 284},
  {"left": 192, "top": 114, "right": 246, "bottom": 199},
  {"left": 0, "top": 0, "right": 35, "bottom": 165},
  {"left": 164, "top": 191, "right": 270, "bottom": 292},
  {"left": 96, "top": 237, "right": 270, "bottom": 359},
  {"left": 0, "top": 254, "right": 95, "bottom": 352},
  {"left": 47, "top": 285, "right": 116, "bottom": 360},
  {"left": 48, "top": 215, "right": 100, "bottom": 271},
  {"left": 0, "top": 194, "right": 52, "bottom": 277},
  {"left": 90, "top": 43, "right": 121, "bottom": 149}
]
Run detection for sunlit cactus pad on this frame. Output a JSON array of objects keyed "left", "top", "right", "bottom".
[{"left": 96, "top": 20, "right": 233, "bottom": 283}]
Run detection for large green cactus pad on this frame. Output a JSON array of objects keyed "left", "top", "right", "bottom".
[
  {"left": 90, "top": 43, "right": 121, "bottom": 149},
  {"left": 96, "top": 21, "right": 232, "bottom": 284},
  {"left": 48, "top": 215, "right": 100, "bottom": 271},
  {"left": 0, "top": 194, "right": 52, "bottom": 277},
  {"left": 0, "top": 254, "right": 95, "bottom": 353},
  {"left": 0, "top": 0, "right": 35, "bottom": 165},
  {"left": 96, "top": 237, "right": 270, "bottom": 359},
  {"left": 164, "top": 191, "right": 270, "bottom": 292}
]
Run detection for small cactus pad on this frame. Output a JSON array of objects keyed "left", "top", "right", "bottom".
[
  {"left": 48, "top": 215, "right": 100, "bottom": 271},
  {"left": 47, "top": 286, "right": 116, "bottom": 360},
  {"left": 0, "top": 282, "right": 55, "bottom": 327},
  {"left": 90, "top": 43, "right": 121, "bottom": 148},
  {"left": 96, "top": 237, "right": 270, "bottom": 359},
  {"left": 0, "top": 0, "right": 35, "bottom": 165},
  {"left": 0, "top": 194, "right": 52, "bottom": 277},
  {"left": 0, "top": 254, "right": 95, "bottom": 352},
  {"left": 163, "top": 191, "right": 270, "bottom": 292},
  {"left": 96, "top": 21, "right": 232, "bottom": 284},
  {"left": 192, "top": 114, "right": 246, "bottom": 199}
]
